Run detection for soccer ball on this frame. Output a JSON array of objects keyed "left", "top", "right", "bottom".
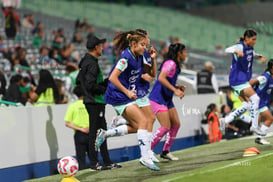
[{"left": 57, "top": 156, "right": 79, "bottom": 177}]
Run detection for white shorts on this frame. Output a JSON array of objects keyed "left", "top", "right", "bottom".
[{"left": 231, "top": 82, "right": 251, "bottom": 97}]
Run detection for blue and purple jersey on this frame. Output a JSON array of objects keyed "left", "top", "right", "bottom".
[
  {"left": 104, "top": 48, "right": 143, "bottom": 105},
  {"left": 228, "top": 41, "right": 254, "bottom": 86},
  {"left": 255, "top": 72, "right": 273, "bottom": 109},
  {"left": 149, "top": 59, "right": 180, "bottom": 106},
  {"left": 137, "top": 50, "right": 152, "bottom": 98}
]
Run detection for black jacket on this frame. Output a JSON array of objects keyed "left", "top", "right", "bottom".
[
  {"left": 197, "top": 69, "right": 215, "bottom": 94},
  {"left": 77, "top": 53, "right": 106, "bottom": 104}
]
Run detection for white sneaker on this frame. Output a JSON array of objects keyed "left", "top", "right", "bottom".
[
  {"left": 255, "top": 138, "right": 270, "bottom": 145},
  {"left": 148, "top": 150, "right": 159, "bottom": 163},
  {"left": 160, "top": 152, "right": 179, "bottom": 161},
  {"left": 139, "top": 157, "right": 160, "bottom": 171},
  {"left": 219, "top": 118, "right": 226, "bottom": 135}
]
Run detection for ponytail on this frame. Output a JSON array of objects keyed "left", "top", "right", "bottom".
[{"left": 265, "top": 59, "right": 273, "bottom": 73}]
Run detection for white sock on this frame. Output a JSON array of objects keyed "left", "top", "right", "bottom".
[
  {"left": 137, "top": 129, "right": 149, "bottom": 158},
  {"left": 260, "top": 124, "right": 269, "bottom": 137},
  {"left": 147, "top": 132, "right": 153, "bottom": 155},
  {"left": 225, "top": 102, "right": 249, "bottom": 124},
  {"left": 239, "top": 114, "right": 251, "bottom": 124},
  {"left": 106, "top": 125, "right": 128, "bottom": 137},
  {"left": 249, "top": 94, "right": 260, "bottom": 129}
]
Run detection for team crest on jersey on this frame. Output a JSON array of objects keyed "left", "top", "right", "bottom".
[
  {"left": 117, "top": 58, "right": 128, "bottom": 71},
  {"left": 167, "top": 62, "right": 174, "bottom": 72}
]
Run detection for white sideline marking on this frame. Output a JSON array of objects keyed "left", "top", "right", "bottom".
[
  {"left": 239, "top": 131, "right": 273, "bottom": 140},
  {"left": 162, "top": 152, "right": 273, "bottom": 182}
]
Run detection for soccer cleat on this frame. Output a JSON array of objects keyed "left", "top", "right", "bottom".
[
  {"left": 107, "top": 163, "right": 122, "bottom": 169},
  {"left": 151, "top": 155, "right": 160, "bottom": 163},
  {"left": 95, "top": 129, "right": 106, "bottom": 151},
  {"left": 255, "top": 138, "right": 270, "bottom": 145},
  {"left": 160, "top": 152, "right": 179, "bottom": 161},
  {"left": 219, "top": 118, "right": 226, "bottom": 135},
  {"left": 139, "top": 157, "right": 160, "bottom": 171},
  {"left": 148, "top": 150, "right": 159, "bottom": 163},
  {"left": 107, "top": 117, "right": 119, "bottom": 130}
]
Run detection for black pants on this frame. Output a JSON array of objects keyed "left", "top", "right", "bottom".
[
  {"left": 84, "top": 103, "right": 112, "bottom": 166},
  {"left": 74, "top": 131, "right": 90, "bottom": 170}
]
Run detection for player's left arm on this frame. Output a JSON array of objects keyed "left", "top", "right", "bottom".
[
  {"left": 143, "top": 46, "right": 157, "bottom": 77},
  {"left": 254, "top": 51, "right": 267, "bottom": 63}
]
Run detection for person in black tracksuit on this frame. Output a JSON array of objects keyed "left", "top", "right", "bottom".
[
  {"left": 196, "top": 61, "right": 218, "bottom": 94},
  {"left": 77, "top": 36, "right": 121, "bottom": 170}
]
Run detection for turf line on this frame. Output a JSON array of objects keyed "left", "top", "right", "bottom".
[{"left": 162, "top": 152, "right": 273, "bottom": 182}]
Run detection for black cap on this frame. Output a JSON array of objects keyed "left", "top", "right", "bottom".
[{"left": 86, "top": 36, "right": 106, "bottom": 50}]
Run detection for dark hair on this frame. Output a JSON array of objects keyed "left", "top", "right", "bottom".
[
  {"left": 135, "top": 28, "right": 147, "bottom": 36},
  {"left": 113, "top": 29, "right": 147, "bottom": 53},
  {"left": 240, "top": 28, "right": 257, "bottom": 41},
  {"left": 159, "top": 43, "right": 186, "bottom": 72},
  {"left": 73, "top": 85, "right": 83, "bottom": 97},
  {"left": 36, "top": 69, "right": 60, "bottom": 104},
  {"left": 10, "top": 74, "right": 22, "bottom": 84},
  {"left": 205, "top": 103, "right": 216, "bottom": 118},
  {"left": 65, "top": 65, "right": 77, "bottom": 73},
  {"left": 265, "top": 59, "right": 273, "bottom": 73},
  {"left": 113, "top": 30, "right": 135, "bottom": 52},
  {"left": 23, "top": 76, "right": 30, "bottom": 83},
  {"left": 220, "top": 104, "right": 226, "bottom": 114}
]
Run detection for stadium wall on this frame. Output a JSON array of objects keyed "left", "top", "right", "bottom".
[{"left": 0, "top": 94, "right": 224, "bottom": 182}]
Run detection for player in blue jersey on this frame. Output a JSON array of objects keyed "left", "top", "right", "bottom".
[
  {"left": 219, "top": 29, "right": 267, "bottom": 133},
  {"left": 249, "top": 59, "right": 273, "bottom": 145},
  {"left": 96, "top": 30, "right": 160, "bottom": 170},
  {"left": 97, "top": 29, "right": 159, "bottom": 163},
  {"left": 149, "top": 43, "right": 186, "bottom": 161}
]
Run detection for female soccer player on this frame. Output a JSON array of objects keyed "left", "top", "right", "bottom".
[
  {"left": 149, "top": 43, "right": 186, "bottom": 161},
  {"left": 249, "top": 59, "right": 273, "bottom": 145},
  {"left": 96, "top": 31, "right": 160, "bottom": 170},
  {"left": 99, "top": 29, "right": 159, "bottom": 163},
  {"left": 220, "top": 28, "right": 267, "bottom": 133}
]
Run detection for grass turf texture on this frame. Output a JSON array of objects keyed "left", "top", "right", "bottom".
[{"left": 24, "top": 135, "right": 273, "bottom": 182}]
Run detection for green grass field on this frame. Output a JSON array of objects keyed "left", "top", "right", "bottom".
[{"left": 24, "top": 135, "right": 273, "bottom": 182}]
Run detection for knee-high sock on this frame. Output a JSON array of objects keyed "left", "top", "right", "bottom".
[
  {"left": 137, "top": 129, "right": 149, "bottom": 158},
  {"left": 163, "top": 125, "right": 180, "bottom": 152},
  {"left": 249, "top": 94, "right": 260, "bottom": 129},
  {"left": 151, "top": 126, "right": 170, "bottom": 150},
  {"left": 147, "top": 132, "right": 153, "bottom": 155},
  {"left": 239, "top": 114, "right": 251, "bottom": 124},
  {"left": 224, "top": 102, "right": 250, "bottom": 124},
  {"left": 258, "top": 124, "right": 269, "bottom": 138}
]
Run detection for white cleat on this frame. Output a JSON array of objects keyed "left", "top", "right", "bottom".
[
  {"left": 107, "top": 117, "right": 119, "bottom": 130},
  {"left": 148, "top": 150, "right": 159, "bottom": 163},
  {"left": 139, "top": 157, "right": 160, "bottom": 171},
  {"left": 160, "top": 152, "right": 179, "bottom": 161},
  {"left": 255, "top": 138, "right": 270, "bottom": 145}
]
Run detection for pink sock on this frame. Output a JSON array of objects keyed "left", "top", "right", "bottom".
[
  {"left": 151, "top": 126, "right": 170, "bottom": 150},
  {"left": 163, "top": 125, "right": 180, "bottom": 152}
]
